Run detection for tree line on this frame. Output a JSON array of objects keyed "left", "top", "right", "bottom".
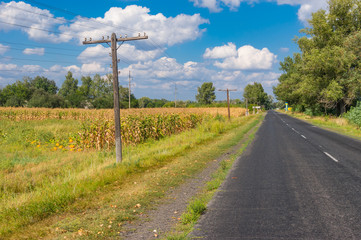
[
  {"left": 274, "top": 0, "right": 361, "bottom": 116},
  {"left": 0, "top": 72, "right": 137, "bottom": 109},
  {"left": 0, "top": 70, "right": 273, "bottom": 109}
]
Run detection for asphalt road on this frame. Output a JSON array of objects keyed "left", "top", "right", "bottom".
[{"left": 191, "top": 110, "right": 361, "bottom": 239}]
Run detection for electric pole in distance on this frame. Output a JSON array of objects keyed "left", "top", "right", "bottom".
[
  {"left": 128, "top": 70, "right": 132, "bottom": 109},
  {"left": 174, "top": 82, "right": 177, "bottom": 108},
  {"left": 83, "top": 33, "right": 148, "bottom": 163},
  {"left": 218, "top": 88, "right": 237, "bottom": 121}
]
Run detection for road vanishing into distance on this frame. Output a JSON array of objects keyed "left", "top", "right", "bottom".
[{"left": 191, "top": 110, "right": 361, "bottom": 239}]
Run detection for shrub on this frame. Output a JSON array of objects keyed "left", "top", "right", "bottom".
[{"left": 344, "top": 102, "right": 361, "bottom": 127}]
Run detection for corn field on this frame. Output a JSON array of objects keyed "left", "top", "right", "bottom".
[
  {"left": 0, "top": 107, "right": 246, "bottom": 121},
  {"left": 79, "top": 113, "right": 203, "bottom": 149},
  {"left": 0, "top": 107, "right": 246, "bottom": 149}
]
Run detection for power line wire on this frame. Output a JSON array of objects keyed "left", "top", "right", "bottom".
[
  {"left": 6, "top": 4, "right": 104, "bottom": 32},
  {"left": 0, "top": 20, "right": 73, "bottom": 37},
  {"left": 2, "top": 56, "right": 76, "bottom": 64}
]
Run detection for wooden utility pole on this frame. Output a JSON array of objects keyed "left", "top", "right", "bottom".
[
  {"left": 245, "top": 98, "right": 249, "bottom": 116},
  {"left": 128, "top": 70, "right": 132, "bottom": 109},
  {"left": 218, "top": 88, "right": 237, "bottom": 121},
  {"left": 174, "top": 82, "right": 177, "bottom": 108},
  {"left": 83, "top": 33, "right": 148, "bottom": 163}
]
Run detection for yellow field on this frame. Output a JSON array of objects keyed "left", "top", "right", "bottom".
[{"left": 0, "top": 107, "right": 246, "bottom": 121}]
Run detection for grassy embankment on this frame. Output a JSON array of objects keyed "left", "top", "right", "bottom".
[
  {"left": 0, "top": 112, "right": 263, "bottom": 239},
  {"left": 279, "top": 110, "right": 361, "bottom": 140}
]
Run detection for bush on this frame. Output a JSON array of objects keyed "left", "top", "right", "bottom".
[{"left": 344, "top": 102, "right": 361, "bottom": 127}]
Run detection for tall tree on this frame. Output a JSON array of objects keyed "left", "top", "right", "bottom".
[
  {"left": 243, "top": 82, "right": 268, "bottom": 106},
  {"left": 59, "top": 72, "right": 78, "bottom": 98},
  {"left": 196, "top": 82, "right": 216, "bottom": 104},
  {"left": 58, "top": 71, "right": 82, "bottom": 107},
  {"left": 91, "top": 74, "right": 113, "bottom": 109},
  {"left": 274, "top": 0, "right": 361, "bottom": 115}
]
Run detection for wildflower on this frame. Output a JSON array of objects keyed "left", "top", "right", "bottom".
[
  {"left": 52, "top": 147, "right": 57, "bottom": 151},
  {"left": 36, "top": 144, "right": 41, "bottom": 148},
  {"left": 69, "top": 145, "right": 75, "bottom": 148},
  {"left": 69, "top": 139, "right": 73, "bottom": 143},
  {"left": 59, "top": 145, "right": 63, "bottom": 149},
  {"left": 31, "top": 140, "right": 36, "bottom": 144},
  {"left": 56, "top": 143, "right": 60, "bottom": 147}
]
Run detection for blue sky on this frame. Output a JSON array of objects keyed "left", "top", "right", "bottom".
[{"left": 0, "top": 0, "right": 327, "bottom": 101}]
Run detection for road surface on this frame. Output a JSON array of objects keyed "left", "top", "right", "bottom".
[{"left": 191, "top": 111, "right": 361, "bottom": 239}]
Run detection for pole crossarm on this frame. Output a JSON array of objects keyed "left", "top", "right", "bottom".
[
  {"left": 218, "top": 89, "right": 237, "bottom": 92},
  {"left": 83, "top": 35, "right": 148, "bottom": 45}
]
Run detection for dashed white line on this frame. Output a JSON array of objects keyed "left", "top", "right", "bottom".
[
  {"left": 301, "top": 135, "right": 307, "bottom": 139},
  {"left": 324, "top": 152, "right": 339, "bottom": 163},
  {"left": 292, "top": 129, "right": 300, "bottom": 134}
]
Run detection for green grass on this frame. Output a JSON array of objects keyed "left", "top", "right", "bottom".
[{"left": 0, "top": 114, "right": 263, "bottom": 239}]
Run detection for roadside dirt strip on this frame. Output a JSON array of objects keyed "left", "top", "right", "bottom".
[{"left": 119, "top": 121, "right": 262, "bottom": 240}]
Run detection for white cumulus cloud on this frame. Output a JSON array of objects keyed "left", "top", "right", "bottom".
[
  {"left": 203, "top": 42, "right": 237, "bottom": 59},
  {"left": 275, "top": 0, "right": 327, "bottom": 24},
  {"left": 81, "top": 62, "right": 105, "bottom": 74},
  {"left": 0, "top": 63, "right": 17, "bottom": 70},
  {"left": 23, "top": 48, "right": 45, "bottom": 56},
  {"left": 78, "top": 44, "right": 163, "bottom": 65},
  {"left": 0, "top": 2, "right": 208, "bottom": 47},
  {"left": 0, "top": 44, "right": 10, "bottom": 55},
  {"left": 61, "top": 5, "right": 209, "bottom": 47},
  {"left": 207, "top": 44, "right": 277, "bottom": 70},
  {"left": 190, "top": 0, "right": 327, "bottom": 24},
  {"left": 190, "top": 0, "right": 246, "bottom": 12},
  {"left": 0, "top": 1, "right": 71, "bottom": 43}
]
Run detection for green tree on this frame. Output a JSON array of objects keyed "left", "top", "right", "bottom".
[
  {"left": 28, "top": 89, "right": 64, "bottom": 108},
  {"left": 58, "top": 72, "right": 82, "bottom": 108},
  {"left": 30, "top": 76, "right": 58, "bottom": 94},
  {"left": 90, "top": 74, "right": 113, "bottom": 109},
  {"left": 0, "top": 80, "right": 32, "bottom": 107},
  {"left": 274, "top": 0, "right": 361, "bottom": 115},
  {"left": 243, "top": 82, "right": 268, "bottom": 106},
  {"left": 196, "top": 82, "right": 216, "bottom": 104},
  {"left": 79, "top": 76, "right": 93, "bottom": 99},
  {"left": 119, "top": 86, "right": 138, "bottom": 108},
  {"left": 138, "top": 97, "right": 152, "bottom": 108}
]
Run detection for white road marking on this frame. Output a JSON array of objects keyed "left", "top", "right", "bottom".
[
  {"left": 301, "top": 135, "right": 307, "bottom": 139},
  {"left": 291, "top": 128, "right": 300, "bottom": 134},
  {"left": 324, "top": 152, "right": 339, "bottom": 163}
]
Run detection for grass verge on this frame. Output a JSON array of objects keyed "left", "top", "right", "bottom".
[
  {"left": 165, "top": 117, "right": 262, "bottom": 240},
  {"left": 2, "top": 114, "right": 263, "bottom": 239},
  {"left": 278, "top": 111, "right": 361, "bottom": 140}
]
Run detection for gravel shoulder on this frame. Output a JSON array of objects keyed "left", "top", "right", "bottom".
[{"left": 120, "top": 121, "right": 261, "bottom": 240}]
